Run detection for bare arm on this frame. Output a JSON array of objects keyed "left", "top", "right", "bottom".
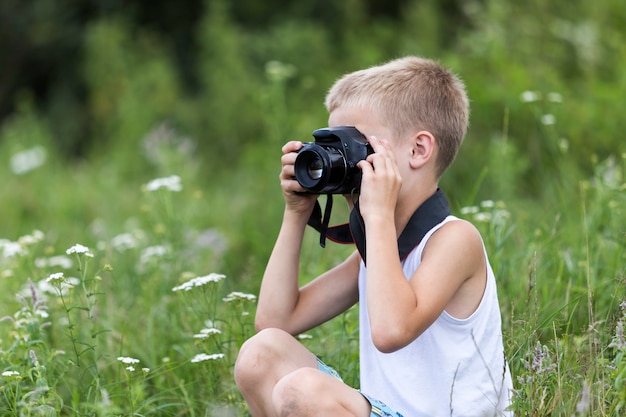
[
  {"left": 357, "top": 137, "right": 486, "bottom": 353},
  {"left": 255, "top": 141, "right": 360, "bottom": 335},
  {"left": 365, "top": 218, "right": 485, "bottom": 352}
]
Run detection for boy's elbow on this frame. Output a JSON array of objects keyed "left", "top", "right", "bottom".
[{"left": 370, "top": 323, "right": 415, "bottom": 353}]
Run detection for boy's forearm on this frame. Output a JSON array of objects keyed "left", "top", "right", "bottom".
[
  {"left": 364, "top": 216, "right": 420, "bottom": 351},
  {"left": 255, "top": 209, "right": 309, "bottom": 331}
]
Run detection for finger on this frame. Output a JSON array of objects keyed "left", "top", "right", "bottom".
[
  {"left": 282, "top": 178, "right": 305, "bottom": 193},
  {"left": 368, "top": 135, "right": 384, "bottom": 153},
  {"left": 282, "top": 141, "right": 303, "bottom": 154},
  {"left": 281, "top": 163, "right": 295, "bottom": 180},
  {"left": 357, "top": 158, "right": 373, "bottom": 171},
  {"left": 281, "top": 151, "right": 298, "bottom": 167}
]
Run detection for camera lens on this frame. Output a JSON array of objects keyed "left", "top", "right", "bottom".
[
  {"left": 307, "top": 158, "right": 323, "bottom": 180},
  {"left": 294, "top": 144, "right": 347, "bottom": 193}
]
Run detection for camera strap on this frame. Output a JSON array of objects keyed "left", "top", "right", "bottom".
[
  {"left": 307, "top": 194, "right": 354, "bottom": 248},
  {"left": 307, "top": 189, "right": 451, "bottom": 265}
]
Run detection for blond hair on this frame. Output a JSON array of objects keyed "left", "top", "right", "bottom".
[{"left": 325, "top": 56, "right": 469, "bottom": 177}]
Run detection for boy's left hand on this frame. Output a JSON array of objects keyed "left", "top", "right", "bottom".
[{"left": 356, "top": 136, "right": 402, "bottom": 222}]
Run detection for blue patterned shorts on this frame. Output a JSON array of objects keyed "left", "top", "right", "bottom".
[{"left": 317, "top": 359, "right": 404, "bottom": 417}]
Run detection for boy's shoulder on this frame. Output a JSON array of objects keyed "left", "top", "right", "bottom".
[{"left": 423, "top": 217, "right": 485, "bottom": 262}]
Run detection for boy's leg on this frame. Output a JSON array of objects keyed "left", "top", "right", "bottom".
[
  {"left": 234, "top": 327, "right": 370, "bottom": 417},
  {"left": 235, "top": 328, "right": 316, "bottom": 415}
]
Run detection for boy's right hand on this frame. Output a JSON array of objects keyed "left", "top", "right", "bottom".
[{"left": 280, "top": 141, "right": 318, "bottom": 215}]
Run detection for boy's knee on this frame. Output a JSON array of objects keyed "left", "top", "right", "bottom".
[
  {"left": 273, "top": 368, "right": 322, "bottom": 413},
  {"left": 234, "top": 328, "right": 290, "bottom": 387}
]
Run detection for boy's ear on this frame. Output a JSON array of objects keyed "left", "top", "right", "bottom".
[{"left": 409, "top": 131, "right": 435, "bottom": 169}]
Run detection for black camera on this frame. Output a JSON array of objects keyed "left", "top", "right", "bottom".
[{"left": 294, "top": 126, "right": 373, "bottom": 194}]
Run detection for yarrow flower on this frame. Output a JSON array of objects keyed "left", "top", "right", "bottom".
[
  {"left": 66, "top": 244, "right": 94, "bottom": 257},
  {"left": 520, "top": 90, "right": 540, "bottom": 103},
  {"left": 35, "top": 255, "right": 73, "bottom": 269},
  {"left": 191, "top": 353, "right": 224, "bottom": 363},
  {"left": 0, "top": 239, "right": 25, "bottom": 258},
  {"left": 460, "top": 206, "right": 479, "bottom": 215},
  {"left": 117, "top": 356, "right": 140, "bottom": 365},
  {"left": 139, "top": 245, "right": 169, "bottom": 267},
  {"left": 34, "top": 276, "right": 80, "bottom": 297},
  {"left": 46, "top": 272, "right": 65, "bottom": 283},
  {"left": 111, "top": 233, "right": 138, "bottom": 250},
  {"left": 10, "top": 146, "right": 47, "bottom": 175},
  {"left": 541, "top": 114, "right": 556, "bottom": 126},
  {"left": 223, "top": 291, "right": 257, "bottom": 303},
  {"left": 172, "top": 273, "right": 226, "bottom": 292},
  {"left": 145, "top": 175, "right": 182, "bottom": 192},
  {"left": 460, "top": 201, "right": 510, "bottom": 225},
  {"left": 18, "top": 230, "right": 45, "bottom": 246},
  {"left": 2, "top": 370, "right": 20, "bottom": 377},
  {"left": 193, "top": 327, "right": 222, "bottom": 339}
]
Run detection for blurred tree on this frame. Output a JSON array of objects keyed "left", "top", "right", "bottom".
[{"left": 0, "top": 0, "right": 85, "bottom": 152}]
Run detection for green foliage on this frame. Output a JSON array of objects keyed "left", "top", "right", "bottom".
[{"left": 0, "top": 0, "right": 625, "bottom": 414}]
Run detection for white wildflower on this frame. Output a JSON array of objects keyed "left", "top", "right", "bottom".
[
  {"left": 460, "top": 206, "right": 479, "bottom": 215},
  {"left": 18, "top": 230, "right": 45, "bottom": 246},
  {"left": 474, "top": 212, "right": 492, "bottom": 223},
  {"left": 117, "top": 356, "right": 140, "bottom": 365},
  {"left": 223, "top": 292, "right": 257, "bottom": 303},
  {"left": 194, "top": 328, "right": 222, "bottom": 339},
  {"left": 298, "top": 334, "right": 313, "bottom": 340},
  {"left": 126, "top": 366, "right": 135, "bottom": 372},
  {"left": 191, "top": 353, "right": 224, "bottom": 363},
  {"left": 35, "top": 255, "right": 73, "bottom": 269},
  {"left": 142, "top": 368, "right": 150, "bottom": 373},
  {"left": 520, "top": 91, "right": 540, "bottom": 103},
  {"left": 172, "top": 273, "right": 226, "bottom": 292},
  {"left": 10, "top": 146, "right": 47, "bottom": 175},
  {"left": 541, "top": 114, "right": 556, "bottom": 125},
  {"left": 480, "top": 200, "right": 495, "bottom": 208},
  {"left": 111, "top": 232, "right": 141, "bottom": 251},
  {"left": 37, "top": 276, "right": 79, "bottom": 297},
  {"left": 2, "top": 370, "right": 20, "bottom": 377},
  {"left": 145, "top": 175, "right": 182, "bottom": 192},
  {"left": 140, "top": 245, "right": 169, "bottom": 265},
  {"left": 35, "top": 309, "right": 49, "bottom": 319},
  {"left": 1, "top": 239, "right": 25, "bottom": 258},
  {"left": 46, "top": 272, "right": 65, "bottom": 283},
  {"left": 66, "top": 244, "right": 94, "bottom": 257}
]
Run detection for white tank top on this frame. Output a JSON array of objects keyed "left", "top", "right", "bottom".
[{"left": 358, "top": 216, "right": 513, "bottom": 416}]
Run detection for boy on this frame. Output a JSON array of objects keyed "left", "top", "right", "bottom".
[{"left": 234, "top": 56, "right": 513, "bottom": 416}]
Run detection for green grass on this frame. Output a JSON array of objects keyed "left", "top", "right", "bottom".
[{"left": 0, "top": 131, "right": 624, "bottom": 416}]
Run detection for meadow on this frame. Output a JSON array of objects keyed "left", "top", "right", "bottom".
[{"left": 1, "top": 0, "right": 625, "bottom": 415}]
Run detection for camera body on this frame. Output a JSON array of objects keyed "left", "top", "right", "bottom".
[{"left": 294, "top": 126, "right": 373, "bottom": 194}]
